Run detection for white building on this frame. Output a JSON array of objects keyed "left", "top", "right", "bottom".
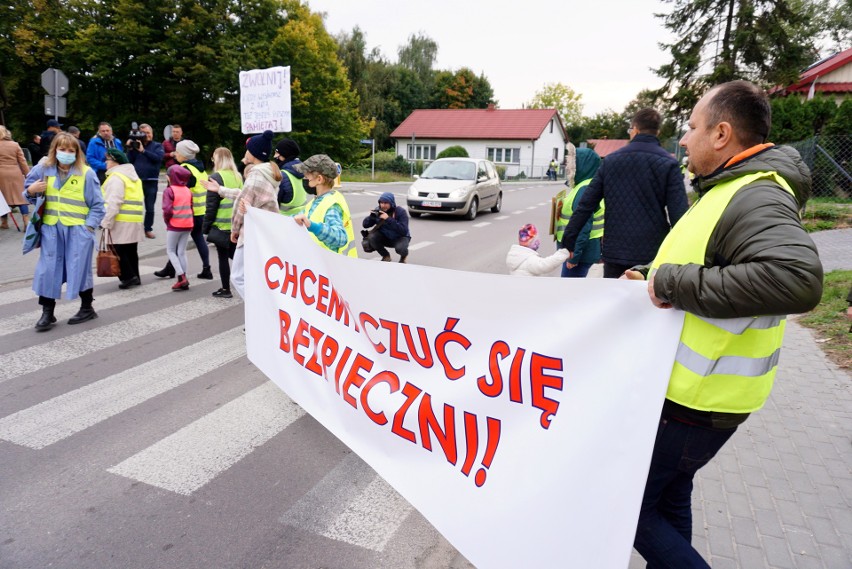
[{"left": 390, "top": 105, "right": 568, "bottom": 179}]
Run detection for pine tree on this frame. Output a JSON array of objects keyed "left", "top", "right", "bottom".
[{"left": 655, "top": 0, "right": 822, "bottom": 119}]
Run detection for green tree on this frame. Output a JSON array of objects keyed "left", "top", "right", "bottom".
[
  {"left": 526, "top": 82, "right": 584, "bottom": 127},
  {"left": 437, "top": 145, "right": 469, "bottom": 158},
  {"left": 270, "top": 0, "right": 367, "bottom": 161},
  {"left": 655, "top": 0, "right": 822, "bottom": 119},
  {"left": 582, "top": 111, "right": 628, "bottom": 140},
  {"left": 431, "top": 67, "right": 495, "bottom": 109},
  {"left": 397, "top": 33, "right": 438, "bottom": 86}
]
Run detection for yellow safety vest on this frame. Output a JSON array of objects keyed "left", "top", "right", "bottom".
[
  {"left": 105, "top": 172, "right": 144, "bottom": 223},
  {"left": 214, "top": 169, "right": 242, "bottom": 231},
  {"left": 650, "top": 171, "right": 795, "bottom": 413},
  {"left": 183, "top": 163, "right": 209, "bottom": 216},
  {"left": 43, "top": 166, "right": 93, "bottom": 226},
  {"left": 304, "top": 190, "right": 357, "bottom": 258},
  {"left": 555, "top": 179, "right": 605, "bottom": 242},
  {"left": 280, "top": 170, "right": 310, "bottom": 217}
]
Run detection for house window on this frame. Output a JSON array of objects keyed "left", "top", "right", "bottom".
[
  {"left": 407, "top": 144, "right": 436, "bottom": 161},
  {"left": 486, "top": 147, "right": 520, "bottom": 164},
  {"left": 550, "top": 119, "right": 554, "bottom": 133}
]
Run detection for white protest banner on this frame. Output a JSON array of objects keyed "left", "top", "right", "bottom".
[
  {"left": 239, "top": 66, "right": 291, "bottom": 134},
  {"left": 244, "top": 209, "right": 685, "bottom": 568}
]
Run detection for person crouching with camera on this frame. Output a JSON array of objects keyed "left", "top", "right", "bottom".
[{"left": 361, "top": 192, "right": 410, "bottom": 263}]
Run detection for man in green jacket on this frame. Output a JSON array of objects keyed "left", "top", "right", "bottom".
[{"left": 626, "top": 80, "right": 823, "bottom": 568}]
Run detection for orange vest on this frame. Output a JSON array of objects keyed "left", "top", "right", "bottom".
[{"left": 169, "top": 185, "right": 194, "bottom": 229}]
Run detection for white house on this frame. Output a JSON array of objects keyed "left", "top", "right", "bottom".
[{"left": 389, "top": 105, "right": 567, "bottom": 178}]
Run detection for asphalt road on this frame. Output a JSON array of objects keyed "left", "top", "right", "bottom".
[{"left": 0, "top": 181, "right": 570, "bottom": 569}]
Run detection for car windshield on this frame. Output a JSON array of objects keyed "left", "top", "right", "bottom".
[{"left": 421, "top": 160, "right": 476, "bottom": 180}]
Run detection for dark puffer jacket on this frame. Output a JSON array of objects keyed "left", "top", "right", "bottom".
[
  {"left": 562, "top": 133, "right": 688, "bottom": 266},
  {"left": 362, "top": 192, "right": 410, "bottom": 241},
  {"left": 651, "top": 145, "right": 823, "bottom": 318}
]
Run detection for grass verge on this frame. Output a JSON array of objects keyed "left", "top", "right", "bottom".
[
  {"left": 342, "top": 171, "right": 413, "bottom": 183},
  {"left": 798, "top": 270, "right": 852, "bottom": 369}
]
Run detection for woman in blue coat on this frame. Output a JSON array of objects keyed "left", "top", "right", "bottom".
[{"left": 24, "top": 132, "right": 105, "bottom": 331}]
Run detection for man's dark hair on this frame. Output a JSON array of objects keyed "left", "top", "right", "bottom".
[
  {"left": 706, "top": 80, "right": 770, "bottom": 146},
  {"left": 631, "top": 109, "right": 661, "bottom": 134},
  {"left": 98, "top": 121, "right": 111, "bottom": 128},
  {"left": 172, "top": 124, "right": 182, "bottom": 129}
]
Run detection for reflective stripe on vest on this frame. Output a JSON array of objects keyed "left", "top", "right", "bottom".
[
  {"left": 183, "top": 163, "right": 209, "bottom": 216},
  {"left": 43, "top": 166, "right": 92, "bottom": 226},
  {"left": 105, "top": 172, "right": 144, "bottom": 223},
  {"left": 304, "top": 190, "right": 358, "bottom": 258},
  {"left": 650, "top": 171, "right": 796, "bottom": 413},
  {"left": 170, "top": 185, "right": 194, "bottom": 229},
  {"left": 554, "top": 179, "right": 605, "bottom": 241},
  {"left": 214, "top": 170, "right": 242, "bottom": 231},
  {"left": 280, "top": 170, "right": 310, "bottom": 216}
]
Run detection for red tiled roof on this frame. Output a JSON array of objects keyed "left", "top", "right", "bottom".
[
  {"left": 782, "top": 82, "right": 852, "bottom": 94},
  {"left": 586, "top": 139, "right": 629, "bottom": 157},
  {"left": 770, "top": 47, "right": 852, "bottom": 95},
  {"left": 390, "top": 108, "right": 561, "bottom": 140}
]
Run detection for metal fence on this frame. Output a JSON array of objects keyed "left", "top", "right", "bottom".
[{"left": 787, "top": 135, "right": 852, "bottom": 199}]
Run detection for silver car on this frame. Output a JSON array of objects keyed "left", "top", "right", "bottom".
[{"left": 406, "top": 158, "right": 503, "bottom": 220}]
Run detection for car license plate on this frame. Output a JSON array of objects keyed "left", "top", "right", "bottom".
[{"left": 422, "top": 201, "right": 441, "bottom": 207}]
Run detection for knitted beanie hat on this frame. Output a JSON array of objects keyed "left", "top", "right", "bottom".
[
  {"left": 106, "top": 148, "right": 129, "bottom": 165},
  {"left": 275, "top": 138, "right": 301, "bottom": 162},
  {"left": 518, "top": 223, "right": 540, "bottom": 251},
  {"left": 176, "top": 139, "right": 199, "bottom": 160},
  {"left": 246, "top": 130, "right": 274, "bottom": 162}
]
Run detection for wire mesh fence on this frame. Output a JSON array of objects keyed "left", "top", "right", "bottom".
[{"left": 787, "top": 135, "right": 852, "bottom": 199}]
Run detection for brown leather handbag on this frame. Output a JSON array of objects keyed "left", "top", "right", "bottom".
[{"left": 97, "top": 229, "right": 121, "bottom": 278}]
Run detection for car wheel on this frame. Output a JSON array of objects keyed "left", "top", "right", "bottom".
[
  {"left": 410, "top": 211, "right": 422, "bottom": 218},
  {"left": 465, "top": 197, "right": 478, "bottom": 221},
  {"left": 490, "top": 192, "right": 502, "bottom": 213}
]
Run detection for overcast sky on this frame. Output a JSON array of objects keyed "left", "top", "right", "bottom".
[{"left": 306, "top": 0, "right": 676, "bottom": 117}]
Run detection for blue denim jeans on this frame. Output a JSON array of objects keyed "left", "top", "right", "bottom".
[
  {"left": 634, "top": 417, "right": 737, "bottom": 568},
  {"left": 561, "top": 261, "right": 591, "bottom": 278}
]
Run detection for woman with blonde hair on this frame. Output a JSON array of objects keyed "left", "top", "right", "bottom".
[
  {"left": 202, "top": 147, "right": 243, "bottom": 298},
  {"left": 203, "top": 131, "right": 279, "bottom": 298},
  {"left": 23, "top": 132, "right": 104, "bottom": 330},
  {"left": 0, "top": 125, "right": 31, "bottom": 229}
]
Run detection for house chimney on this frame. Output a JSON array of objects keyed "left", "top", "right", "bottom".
[{"left": 487, "top": 103, "right": 495, "bottom": 111}]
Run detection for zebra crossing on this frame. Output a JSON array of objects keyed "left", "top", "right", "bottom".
[{"left": 0, "top": 276, "right": 463, "bottom": 567}]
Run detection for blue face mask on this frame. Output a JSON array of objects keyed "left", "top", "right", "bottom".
[{"left": 56, "top": 151, "right": 76, "bottom": 165}]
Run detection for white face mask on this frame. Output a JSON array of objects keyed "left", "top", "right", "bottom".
[{"left": 56, "top": 151, "right": 76, "bottom": 165}]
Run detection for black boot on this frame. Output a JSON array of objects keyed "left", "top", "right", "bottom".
[
  {"left": 68, "top": 307, "right": 98, "bottom": 325},
  {"left": 197, "top": 265, "right": 213, "bottom": 280},
  {"left": 35, "top": 305, "right": 57, "bottom": 331},
  {"left": 154, "top": 261, "right": 175, "bottom": 279}
]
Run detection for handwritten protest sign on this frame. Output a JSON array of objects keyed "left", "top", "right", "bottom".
[
  {"left": 244, "top": 209, "right": 684, "bottom": 568},
  {"left": 239, "top": 66, "right": 291, "bottom": 134}
]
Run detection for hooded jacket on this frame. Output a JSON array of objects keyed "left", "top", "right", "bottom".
[
  {"left": 362, "top": 191, "right": 410, "bottom": 241},
  {"left": 651, "top": 145, "right": 823, "bottom": 318},
  {"left": 506, "top": 245, "right": 570, "bottom": 276},
  {"left": 560, "top": 148, "right": 602, "bottom": 264},
  {"left": 277, "top": 158, "right": 304, "bottom": 204},
  {"left": 100, "top": 163, "right": 144, "bottom": 244}
]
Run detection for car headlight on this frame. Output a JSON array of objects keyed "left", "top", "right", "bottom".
[
  {"left": 451, "top": 185, "right": 473, "bottom": 199},
  {"left": 408, "top": 185, "right": 418, "bottom": 197}
]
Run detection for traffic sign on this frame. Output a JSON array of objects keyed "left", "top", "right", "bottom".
[
  {"left": 359, "top": 139, "right": 374, "bottom": 144},
  {"left": 44, "top": 95, "right": 67, "bottom": 118},
  {"left": 41, "top": 68, "right": 69, "bottom": 96}
]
